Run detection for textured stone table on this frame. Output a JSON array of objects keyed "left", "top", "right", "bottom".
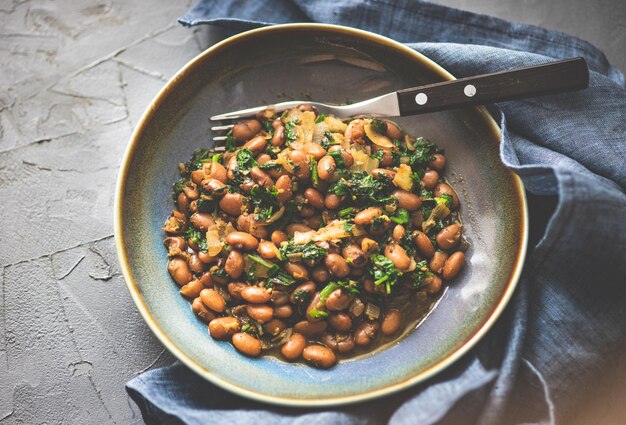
[{"left": 0, "top": 1, "right": 624, "bottom": 423}]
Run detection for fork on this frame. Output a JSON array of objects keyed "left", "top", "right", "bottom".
[{"left": 210, "top": 57, "right": 588, "bottom": 144}]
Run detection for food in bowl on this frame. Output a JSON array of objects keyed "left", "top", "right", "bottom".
[{"left": 162, "top": 105, "right": 466, "bottom": 369}]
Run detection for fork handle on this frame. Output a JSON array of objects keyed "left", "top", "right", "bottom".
[{"left": 396, "top": 57, "right": 589, "bottom": 116}]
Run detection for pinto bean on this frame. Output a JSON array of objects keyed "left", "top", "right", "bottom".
[
  {"left": 164, "top": 236, "right": 186, "bottom": 256},
  {"left": 303, "top": 344, "right": 336, "bottom": 369},
  {"left": 306, "top": 292, "right": 325, "bottom": 322},
  {"left": 290, "top": 281, "right": 317, "bottom": 304},
  {"left": 168, "top": 258, "right": 192, "bottom": 286},
  {"left": 342, "top": 244, "right": 366, "bottom": 267},
  {"left": 257, "top": 240, "right": 278, "bottom": 259},
  {"left": 328, "top": 312, "right": 352, "bottom": 331},
  {"left": 354, "top": 207, "right": 383, "bottom": 226},
  {"left": 328, "top": 145, "right": 354, "bottom": 167},
  {"left": 443, "top": 251, "right": 465, "bottom": 280},
  {"left": 241, "top": 286, "right": 271, "bottom": 304},
  {"left": 433, "top": 182, "right": 460, "bottom": 209},
  {"left": 317, "top": 155, "right": 336, "bottom": 181},
  {"left": 232, "top": 332, "right": 262, "bottom": 357},
  {"left": 275, "top": 175, "right": 293, "bottom": 203},
  {"left": 177, "top": 192, "right": 189, "bottom": 213},
  {"left": 385, "top": 122, "right": 402, "bottom": 139},
  {"left": 225, "top": 250, "right": 244, "bottom": 278},
  {"left": 360, "top": 237, "right": 379, "bottom": 255},
  {"left": 250, "top": 166, "right": 274, "bottom": 189},
  {"left": 182, "top": 181, "right": 199, "bottom": 200},
  {"left": 271, "top": 125, "right": 285, "bottom": 147},
  {"left": 200, "top": 288, "right": 225, "bottom": 313},
  {"left": 392, "top": 224, "right": 406, "bottom": 242},
  {"left": 225, "top": 231, "right": 259, "bottom": 250},
  {"left": 284, "top": 262, "right": 309, "bottom": 280},
  {"left": 429, "top": 251, "right": 449, "bottom": 274},
  {"left": 209, "top": 267, "right": 228, "bottom": 285},
  {"left": 219, "top": 192, "right": 246, "bottom": 216},
  {"left": 422, "top": 274, "right": 443, "bottom": 294},
  {"left": 392, "top": 190, "right": 421, "bottom": 211},
  {"left": 232, "top": 119, "right": 261, "bottom": 142},
  {"left": 293, "top": 320, "right": 327, "bottom": 338},
  {"left": 246, "top": 304, "right": 273, "bottom": 324},
  {"left": 180, "top": 278, "right": 204, "bottom": 299},
  {"left": 325, "top": 254, "right": 350, "bottom": 278},
  {"left": 264, "top": 319, "right": 287, "bottom": 336},
  {"left": 199, "top": 271, "right": 213, "bottom": 287},
  {"left": 192, "top": 297, "right": 216, "bottom": 323},
  {"left": 414, "top": 231, "right": 435, "bottom": 258},
  {"left": 299, "top": 205, "right": 316, "bottom": 218},
  {"left": 345, "top": 119, "right": 365, "bottom": 144},
  {"left": 324, "top": 193, "right": 341, "bottom": 209},
  {"left": 188, "top": 254, "right": 207, "bottom": 273},
  {"left": 304, "top": 143, "right": 327, "bottom": 160},
  {"left": 371, "top": 168, "right": 396, "bottom": 179},
  {"left": 289, "top": 150, "right": 310, "bottom": 180},
  {"left": 201, "top": 178, "right": 227, "bottom": 196},
  {"left": 354, "top": 321, "right": 380, "bottom": 346},
  {"left": 410, "top": 211, "right": 423, "bottom": 229},
  {"left": 384, "top": 243, "right": 412, "bottom": 272},
  {"left": 163, "top": 210, "right": 187, "bottom": 234},
  {"left": 190, "top": 213, "right": 215, "bottom": 232},
  {"left": 208, "top": 317, "right": 240, "bottom": 339},
  {"left": 203, "top": 161, "right": 228, "bottom": 184},
  {"left": 243, "top": 135, "right": 267, "bottom": 154},
  {"left": 281, "top": 333, "right": 306, "bottom": 361},
  {"left": 227, "top": 282, "right": 247, "bottom": 300},
  {"left": 286, "top": 223, "right": 311, "bottom": 237},
  {"left": 271, "top": 230, "right": 288, "bottom": 247},
  {"left": 422, "top": 170, "right": 439, "bottom": 190},
  {"left": 436, "top": 224, "right": 462, "bottom": 250},
  {"left": 337, "top": 335, "right": 356, "bottom": 353},
  {"left": 325, "top": 288, "right": 352, "bottom": 311},
  {"left": 236, "top": 214, "right": 267, "bottom": 239},
  {"left": 381, "top": 309, "right": 402, "bottom": 335},
  {"left": 304, "top": 188, "right": 324, "bottom": 209},
  {"left": 256, "top": 153, "right": 271, "bottom": 165},
  {"left": 191, "top": 169, "right": 205, "bottom": 185},
  {"left": 428, "top": 153, "right": 446, "bottom": 171},
  {"left": 273, "top": 304, "right": 293, "bottom": 319},
  {"left": 271, "top": 290, "right": 289, "bottom": 306},
  {"left": 377, "top": 148, "right": 394, "bottom": 167},
  {"left": 311, "top": 265, "right": 331, "bottom": 284}
]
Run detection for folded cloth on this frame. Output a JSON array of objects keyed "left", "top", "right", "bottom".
[{"left": 127, "top": 1, "right": 626, "bottom": 424}]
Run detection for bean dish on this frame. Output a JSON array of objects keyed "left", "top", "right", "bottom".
[{"left": 163, "top": 105, "right": 467, "bottom": 369}]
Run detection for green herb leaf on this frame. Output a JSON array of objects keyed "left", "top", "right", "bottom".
[
  {"left": 367, "top": 254, "right": 401, "bottom": 294},
  {"left": 371, "top": 119, "right": 387, "bottom": 134},
  {"left": 315, "top": 113, "right": 326, "bottom": 124},
  {"left": 285, "top": 120, "right": 298, "bottom": 145},
  {"left": 250, "top": 185, "right": 279, "bottom": 221},
  {"left": 390, "top": 208, "right": 409, "bottom": 224},
  {"left": 279, "top": 241, "right": 326, "bottom": 264},
  {"left": 225, "top": 130, "right": 237, "bottom": 152},
  {"left": 309, "top": 156, "right": 319, "bottom": 186}
]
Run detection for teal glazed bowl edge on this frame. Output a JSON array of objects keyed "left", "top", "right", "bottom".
[{"left": 114, "top": 23, "right": 528, "bottom": 407}]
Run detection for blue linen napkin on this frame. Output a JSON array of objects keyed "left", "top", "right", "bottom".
[{"left": 127, "top": 1, "right": 626, "bottom": 424}]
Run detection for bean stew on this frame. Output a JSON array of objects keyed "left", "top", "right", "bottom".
[{"left": 163, "top": 105, "right": 467, "bottom": 368}]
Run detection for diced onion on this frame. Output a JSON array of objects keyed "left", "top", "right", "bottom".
[{"left": 364, "top": 121, "right": 394, "bottom": 148}]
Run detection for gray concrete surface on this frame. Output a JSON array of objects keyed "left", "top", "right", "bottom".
[{"left": 0, "top": 0, "right": 623, "bottom": 424}]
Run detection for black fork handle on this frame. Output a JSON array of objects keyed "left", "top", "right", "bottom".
[{"left": 396, "top": 57, "right": 589, "bottom": 116}]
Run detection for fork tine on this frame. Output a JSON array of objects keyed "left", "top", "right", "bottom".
[
  {"left": 211, "top": 124, "right": 234, "bottom": 132},
  {"left": 212, "top": 136, "right": 227, "bottom": 142}
]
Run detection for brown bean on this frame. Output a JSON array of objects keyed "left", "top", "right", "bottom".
[
  {"left": 392, "top": 224, "right": 406, "bottom": 242},
  {"left": 199, "top": 271, "right": 213, "bottom": 287},
  {"left": 337, "top": 335, "right": 356, "bottom": 353},
  {"left": 271, "top": 290, "right": 289, "bottom": 306},
  {"left": 286, "top": 223, "right": 312, "bottom": 236},
  {"left": 421, "top": 170, "right": 439, "bottom": 190},
  {"left": 288, "top": 150, "right": 310, "bottom": 180},
  {"left": 219, "top": 192, "right": 246, "bottom": 216},
  {"left": 227, "top": 282, "right": 247, "bottom": 300},
  {"left": 246, "top": 304, "right": 273, "bottom": 324},
  {"left": 299, "top": 206, "right": 316, "bottom": 218},
  {"left": 311, "top": 265, "right": 331, "bottom": 284},
  {"left": 306, "top": 292, "right": 325, "bottom": 322},
  {"left": 209, "top": 267, "right": 228, "bottom": 285},
  {"left": 164, "top": 236, "right": 186, "bottom": 256},
  {"left": 271, "top": 125, "right": 285, "bottom": 147},
  {"left": 392, "top": 190, "right": 422, "bottom": 211},
  {"left": 317, "top": 155, "right": 336, "bottom": 181},
  {"left": 328, "top": 146, "right": 354, "bottom": 167},
  {"left": 344, "top": 119, "right": 365, "bottom": 144},
  {"left": 208, "top": 317, "right": 240, "bottom": 339},
  {"left": 177, "top": 192, "right": 189, "bottom": 213},
  {"left": 200, "top": 288, "right": 225, "bottom": 313},
  {"left": 225, "top": 231, "right": 259, "bottom": 250},
  {"left": 192, "top": 297, "right": 216, "bottom": 323},
  {"left": 163, "top": 210, "right": 187, "bottom": 234},
  {"left": 325, "top": 288, "right": 352, "bottom": 311},
  {"left": 273, "top": 304, "right": 293, "bottom": 319},
  {"left": 433, "top": 182, "right": 460, "bottom": 209},
  {"left": 342, "top": 244, "right": 366, "bottom": 267},
  {"left": 384, "top": 243, "right": 412, "bottom": 272},
  {"left": 328, "top": 312, "right": 352, "bottom": 332},
  {"left": 381, "top": 309, "right": 402, "bottom": 335},
  {"left": 236, "top": 214, "right": 267, "bottom": 239},
  {"left": 201, "top": 178, "right": 227, "bottom": 196},
  {"left": 360, "top": 238, "right": 379, "bottom": 255},
  {"left": 257, "top": 240, "right": 278, "bottom": 259},
  {"left": 371, "top": 168, "right": 396, "bottom": 179},
  {"left": 325, "top": 253, "right": 350, "bottom": 278},
  {"left": 275, "top": 175, "right": 293, "bottom": 203},
  {"left": 377, "top": 148, "right": 394, "bottom": 167},
  {"left": 320, "top": 332, "right": 338, "bottom": 351},
  {"left": 191, "top": 169, "right": 205, "bottom": 185},
  {"left": 304, "top": 143, "right": 327, "bottom": 160},
  {"left": 414, "top": 231, "right": 436, "bottom": 258},
  {"left": 256, "top": 153, "right": 272, "bottom": 165},
  {"left": 303, "top": 344, "right": 336, "bottom": 369},
  {"left": 436, "top": 224, "right": 462, "bottom": 250},
  {"left": 293, "top": 320, "right": 327, "bottom": 338},
  {"left": 241, "top": 286, "right": 271, "bottom": 304},
  {"left": 281, "top": 333, "right": 307, "bottom": 361},
  {"left": 284, "top": 262, "right": 309, "bottom": 280},
  {"left": 264, "top": 319, "right": 287, "bottom": 336},
  {"left": 442, "top": 251, "right": 465, "bottom": 280},
  {"left": 243, "top": 135, "right": 267, "bottom": 154},
  {"left": 324, "top": 193, "right": 341, "bottom": 209},
  {"left": 428, "top": 153, "right": 446, "bottom": 171},
  {"left": 422, "top": 274, "right": 443, "bottom": 294},
  {"left": 290, "top": 281, "right": 317, "bottom": 304},
  {"left": 385, "top": 122, "right": 402, "bottom": 139},
  {"left": 354, "top": 207, "right": 383, "bottom": 226},
  {"left": 354, "top": 321, "right": 380, "bottom": 346},
  {"left": 182, "top": 181, "right": 199, "bottom": 200},
  {"left": 249, "top": 166, "right": 274, "bottom": 189},
  {"left": 224, "top": 250, "right": 244, "bottom": 278},
  {"left": 429, "top": 251, "right": 449, "bottom": 274},
  {"left": 189, "top": 213, "right": 214, "bottom": 232},
  {"left": 271, "top": 230, "right": 288, "bottom": 246},
  {"left": 226, "top": 155, "right": 238, "bottom": 180},
  {"left": 232, "top": 119, "right": 261, "bottom": 142},
  {"left": 203, "top": 161, "right": 228, "bottom": 184},
  {"left": 410, "top": 211, "right": 423, "bottom": 229},
  {"left": 167, "top": 258, "right": 192, "bottom": 286},
  {"left": 188, "top": 254, "right": 207, "bottom": 273},
  {"left": 232, "top": 332, "right": 262, "bottom": 357},
  {"left": 304, "top": 188, "right": 324, "bottom": 209},
  {"left": 180, "top": 278, "right": 204, "bottom": 299}
]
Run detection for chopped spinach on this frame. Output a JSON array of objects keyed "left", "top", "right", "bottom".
[
  {"left": 231, "top": 148, "right": 258, "bottom": 184},
  {"left": 187, "top": 148, "right": 211, "bottom": 171},
  {"left": 371, "top": 119, "right": 387, "bottom": 134},
  {"left": 321, "top": 131, "right": 338, "bottom": 151},
  {"left": 390, "top": 207, "right": 409, "bottom": 224},
  {"left": 330, "top": 171, "right": 396, "bottom": 206},
  {"left": 262, "top": 120, "right": 274, "bottom": 136},
  {"left": 250, "top": 185, "right": 279, "bottom": 221},
  {"left": 285, "top": 120, "right": 298, "bottom": 145},
  {"left": 225, "top": 130, "right": 237, "bottom": 152},
  {"left": 184, "top": 227, "right": 208, "bottom": 252},
  {"left": 367, "top": 254, "right": 401, "bottom": 294},
  {"left": 279, "top": 241, "right": 326, "bottom": 264},
  {"left": 315, "top": 113, "right": 326, "bottom": 124}
]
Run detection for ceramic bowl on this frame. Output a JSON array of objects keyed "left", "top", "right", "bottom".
[{"left": 115, "top": 23, "right": 527, "bottom": 406}]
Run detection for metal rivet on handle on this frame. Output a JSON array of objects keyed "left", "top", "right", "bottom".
[
  {"left": 415, "top": 93, "right": 428, "bottom": 105},
  {"left": 464, "top": 84, "right": 477, "bottom": 97}
]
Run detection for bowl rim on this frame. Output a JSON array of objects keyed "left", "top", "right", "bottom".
[{"left": 114, "top": 22, "right": 528, "bottom": 407}]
